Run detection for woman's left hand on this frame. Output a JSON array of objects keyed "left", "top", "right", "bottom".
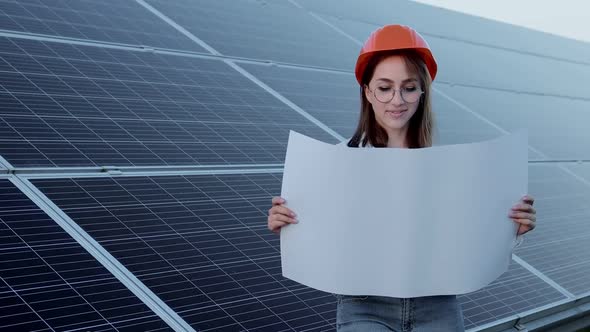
[{"left": 509, "top": 195, "right": 536, "bottom": 235}]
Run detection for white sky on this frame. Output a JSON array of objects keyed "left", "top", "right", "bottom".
[{"left": 411, "top": 0, "right": 590, "bottom": 43}]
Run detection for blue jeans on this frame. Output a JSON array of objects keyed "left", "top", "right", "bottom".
[{"left": 335, "top": 294, "right": 465, "bottom": 331}]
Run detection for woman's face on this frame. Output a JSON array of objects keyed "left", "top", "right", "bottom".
[{"left": 364, "top": 55, "right": 421, "bottom": 135}]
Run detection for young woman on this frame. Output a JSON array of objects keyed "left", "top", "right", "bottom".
[{"left": 268, "top": 24, "right": 537, "bottom": 331}]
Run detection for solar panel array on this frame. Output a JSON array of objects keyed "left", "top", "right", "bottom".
[
  {"left": 31, "top": 174, "right": 340, "bottom": 331},
  {"left": 1, "top": 0, "right": 589, "bottom": 331}
]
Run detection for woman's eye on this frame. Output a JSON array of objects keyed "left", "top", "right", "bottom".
[
  {"left": 377, "top": 87, "right": 392, "bottom": 92},
  {"left": 403, "top": 86, "right": 417, "bottom": 92}
]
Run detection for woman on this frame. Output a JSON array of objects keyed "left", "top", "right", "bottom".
[{"left": 268, "top": 25, "right": 537, "bottom": 331}]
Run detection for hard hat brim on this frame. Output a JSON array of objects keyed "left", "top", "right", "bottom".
[{"left": 355, "top": 47, "right": 437, "bottom": 85}]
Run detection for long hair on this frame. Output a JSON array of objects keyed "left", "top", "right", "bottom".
[{"left": 348, "top": 50, "right": 434, "bottom": 148}]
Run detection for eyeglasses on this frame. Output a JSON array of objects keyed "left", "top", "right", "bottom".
[{"left": 366, "top": 85, "right": 424, "bottom": 104}]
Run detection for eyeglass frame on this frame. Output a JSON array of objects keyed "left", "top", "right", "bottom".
[{"left": 364, "top": 84, "right": 424, "bottom": 104}]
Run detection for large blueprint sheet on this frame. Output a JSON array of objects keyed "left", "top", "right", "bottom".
[{"left": 280, "top": 131, "right": 528, "bottom": 297}]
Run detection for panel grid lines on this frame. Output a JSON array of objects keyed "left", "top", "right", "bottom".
[
  {"left": 33, "top": 174, "right": 337, "bottom": 331},
  {"left": 203, "top": 174, "right": 333, "bottom": 329},
  {"left": 0, "top": 179, "right": 173, "bottom": 331},
  {"left": 0, "top": 35, "right": 337, "bottom": 168},
  {"left": 69, "top": 175, "right": 265, "bottom": 332},
  {"left": 0, "top": 275, "right": 53, "bottom": 332},
  {"left": 145, "top": 0, "right": 359, "bottom": 70},
  {"left": 459, "top": 261, "right": 565, "bottom": 329},
  {"left": 0, "top": 0, "right": 205, "bottom": 52}
]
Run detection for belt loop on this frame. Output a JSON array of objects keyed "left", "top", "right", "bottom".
[{"left": 402, "top": 298, "right": 413, "bottom": 331}]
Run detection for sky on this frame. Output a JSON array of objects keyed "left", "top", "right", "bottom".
[{"left": 411, "top": 0, "right": 590, "bottom": 43}]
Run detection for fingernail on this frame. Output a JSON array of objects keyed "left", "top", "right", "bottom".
[{"left": 290, "top": 212, "right": 296, "bottom": 217}]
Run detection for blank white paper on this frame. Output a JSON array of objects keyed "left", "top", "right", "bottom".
[{"left": 280, "top": 130, "right": 528, "bottom": 298}]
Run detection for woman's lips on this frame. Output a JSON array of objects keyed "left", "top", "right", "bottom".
[{"left": 386, "top": 110, "right": 407, "bottom": 119}]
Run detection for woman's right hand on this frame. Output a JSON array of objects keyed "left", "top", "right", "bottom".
[{"left": 267, "top": 196, "right": 298, "bottom": 234}]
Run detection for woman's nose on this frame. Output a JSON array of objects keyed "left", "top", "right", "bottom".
[{"left": 390, "top": 89, "right": 405, "bottom": 105}]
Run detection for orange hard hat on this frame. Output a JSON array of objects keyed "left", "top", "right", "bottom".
[{"left": 354, "top": 24, "right": 437, "bottom": 85}]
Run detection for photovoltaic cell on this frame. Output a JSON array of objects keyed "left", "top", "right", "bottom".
[
  {"left": 0, "top": 36, "right": 337, "bottom": 167},
  {"left": 32, "top": 174, "right": 337, "bottom": 331},
  {"left": 512, "top": 164, "right": 590, "bottom": 296},
  {"left": 146, "top": 0, "right": 359, "bottom": 70},
  {"left": 0, "top": 0, "right": 204, "bottom": 52},
  {"left": 0, "top": 179, "right": 172, "bottom": 331}
]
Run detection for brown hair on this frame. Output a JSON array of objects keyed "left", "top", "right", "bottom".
[{"left": 348, "top": 49, "right": 434, "bottom": 148}]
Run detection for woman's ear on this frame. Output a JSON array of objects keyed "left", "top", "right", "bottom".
[{"left": 363, "top": 85, "right": 373, "bottom": 105}]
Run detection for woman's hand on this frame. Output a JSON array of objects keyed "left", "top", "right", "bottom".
[
  {"left": 509, "top": 195, "right": 536, "bottom": 235},
  {"left": 268, "top": 196, "right": 298, "bottom": 234}
]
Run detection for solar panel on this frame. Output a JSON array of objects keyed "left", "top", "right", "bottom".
[
  {"left": 459, "top": 260, "right": 566, "bottom": 329},
  {"left": 436, "top": 84, "right": 590, "bottom": 160},
  {"left": 0, "top": 36, "right": 337, "bottom": 167},
  {"left": 292, "top": 0, "right": 590, "bottom": 65},
  {"left": 301, "top": 12, "right": 590, "bottom": 101},
  {"left": 239, "top": 64, "right": 359, "bottom": 138},
  {"left": 0, "top": 0, "right": 204, "bottom": 52},
  {"left": 32, "top": 173, "right": 337, "bottom": 331},
  {"left": 145, "top": 0, "right": 359, "bottom": 70},
  {"left": 425, "top": 39, "right": 590, "bottom": 100},
  {"left": 512, "top": 164, "right": 590, "bottom": 296},
  {"left": 0, "top": 178, "right": 172, "bottom": 331}
]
